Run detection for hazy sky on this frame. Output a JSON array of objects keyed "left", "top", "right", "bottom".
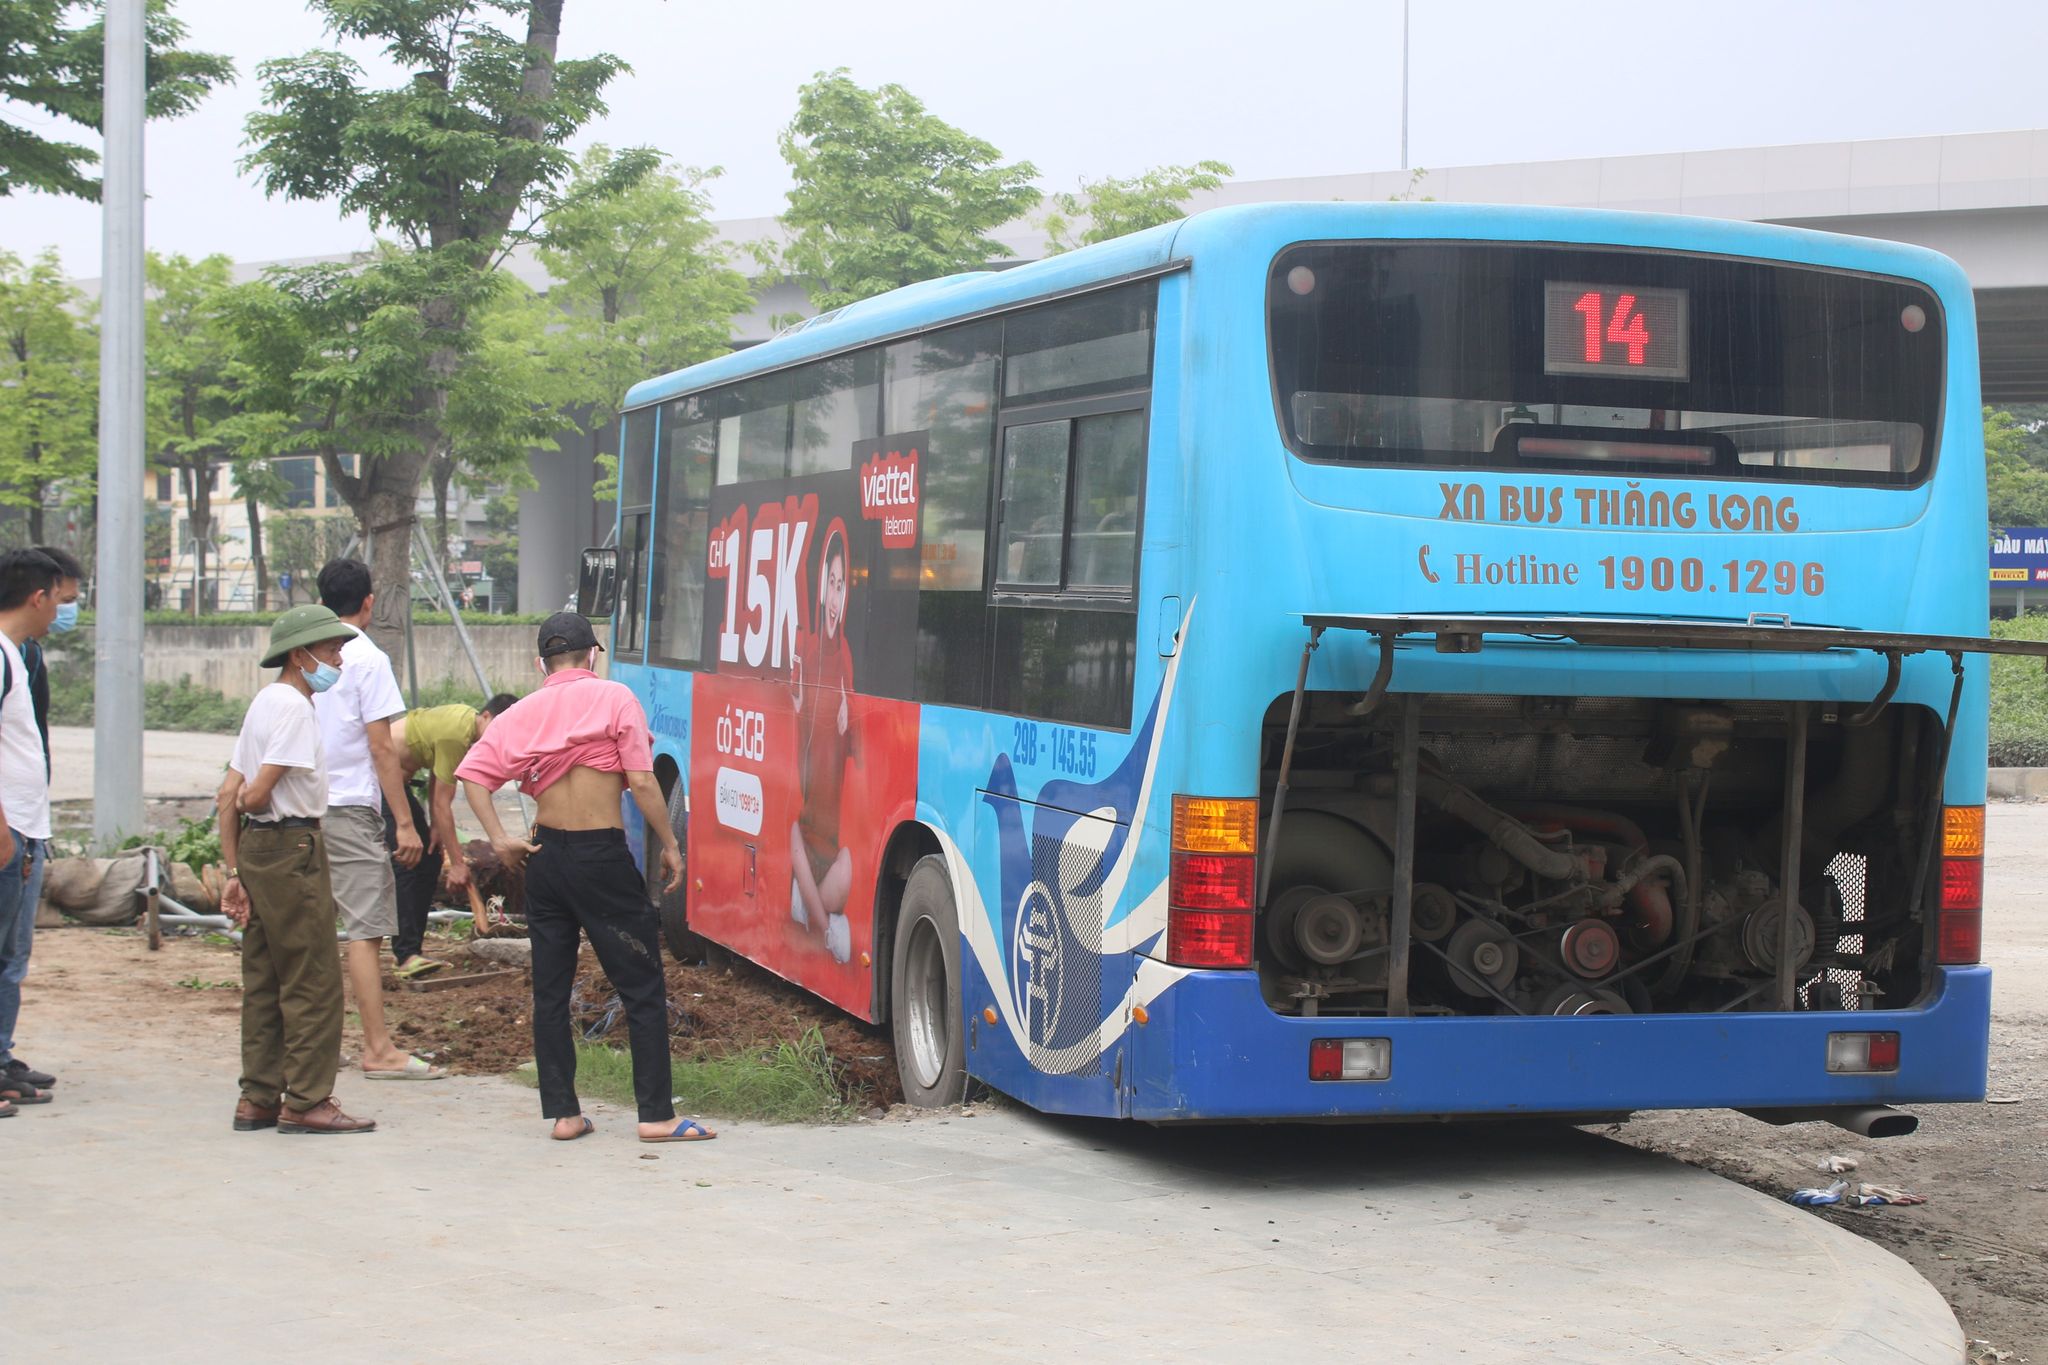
[{"left": 5, "top": 0, "right": 2046, "bottom": 272}]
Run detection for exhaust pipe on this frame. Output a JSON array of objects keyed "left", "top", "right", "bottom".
[{"left": 1737, "top": 1104, "right": 1918, "bottom": 1139}]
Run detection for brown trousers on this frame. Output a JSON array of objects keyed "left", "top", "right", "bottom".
[{"left": 238, "top": 825, "right": 343, "bottom": 1111}]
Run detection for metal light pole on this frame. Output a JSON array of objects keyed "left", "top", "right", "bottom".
[
  {"left": 94, "top": 0, "right": 146, "bottom": 847},
  {"left": 1400, "top": 0, "right": 1411, "bottom": 171}
]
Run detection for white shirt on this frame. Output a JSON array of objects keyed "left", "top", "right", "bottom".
[
  {"left": 231, "top": 683, "right": 329, "bottom": 819},
  {"left": 313, "top": 632, "right": 405, "bottom": 809},
  {"left": 0, "top": 631, "right": 50, "bottom": 840}
]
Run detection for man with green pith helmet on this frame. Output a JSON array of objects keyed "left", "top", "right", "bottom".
[{"left": 216, "top": 605, "right": 378, "bottom": 1135}]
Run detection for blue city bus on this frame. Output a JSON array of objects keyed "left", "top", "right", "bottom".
[{"left": 597, "top": 202, "right": 2044, "bottom": 1124}]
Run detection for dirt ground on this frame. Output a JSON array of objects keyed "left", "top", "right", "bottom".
[
  {"left": 23, "top": 923, "right": 901, "bottom": 1112},
  {"left": 1607, "top": 801, "right": 2048, "bottom": 1362},
  {"left": 378, "top": 942, "right": 903, "bottom": 1108}
]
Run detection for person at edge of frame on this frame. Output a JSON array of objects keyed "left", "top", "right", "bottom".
[
  {"left": 454, "top": 612, "right": 714, "bottom": 1146},
  {"left": 217, "top": 604, "right": 378, "bottom": 1134},
  {"left": 312, "top": 559, "right": 446, "bottom": 1082},
  {"left": 19, "top": 545, "right": 83, "bottom": 780},
  {"left": 386, "top": 694, "right": 516, "bottom": 978},
  {"left": 0, "top": 549, "right": 64, "bottom": 1118}
]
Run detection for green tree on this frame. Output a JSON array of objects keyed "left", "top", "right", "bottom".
[
  {"left": 1988, "top": 406, "right": 2048, "bottom": 534},
  {"left": 0, "top": 248, "right": 96, "bottom": 541},
  {"left": 239, "top": 0, "right": 649, "bottom": 658},
  {"left": 430, "top": 280, "right": 564, "bottom": 566},
  {"left": 228, "top": 452, "right": 292, "bottom": 612},
  {"left": 1041, "top": 160, "right": 1231, "bottom": 255},
  {"left": 145, "top": 251, "right": 258, "bottom": 614},
  {"left": 266, "top": 512, "right": 350, "bottom": 606},
  {"left": 0, "top": 0, "right": 231, "bottom": 200},
  {"left": 535, "top": 145, "right": 752, "bottom": 500},
  {"left": 777, "top": 69, "right": 1039, "bottom": 311}
]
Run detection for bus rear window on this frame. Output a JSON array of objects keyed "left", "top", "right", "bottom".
[{"left": 1268, "top": 243, "right": 1943, "bottom": 485}]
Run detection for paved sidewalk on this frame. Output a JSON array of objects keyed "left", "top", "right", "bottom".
[
  {"left": 13, "top": 1007, "right": 1959, "bottom": 1363},
  {"left": 47, "top": 725, "right": 236, "bottom": 801}
]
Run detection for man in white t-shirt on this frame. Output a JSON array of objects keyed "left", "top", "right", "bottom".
[
  {"left": 216, "top": 605, "right": 377, "bottom": 1135},
  {"left": 0, "top": 550, "right": 62, "bottom": 1119},
  {"left": 312, "top": 559, "right": 441, "bottom": 1081}
]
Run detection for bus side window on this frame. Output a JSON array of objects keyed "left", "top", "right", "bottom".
[
  {"left": 887, "top": 321, "right": 1000, "bottom": 711},
  {"left": 612, "top": 409, "right": 658, "bottom": 658},
  {"left": 648, "top": 400, "right": 716, "bottom": 668},
  {"left": 997, "top": 420, "right": 1072, "bottom": 588}
]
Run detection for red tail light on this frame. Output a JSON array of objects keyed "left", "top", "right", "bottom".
[
  {"left": 1170, "top": 852, "right": 1256, "bottom": 911},
  {"left": 1167, "top": 795, "right": 1256, "bottom": 968},
  {"left": 1168, "top": 910, "right": 1255, "bottom": 968},
  {"left": 1938, "top": 806, "right": 1984, "bottom": 966}
]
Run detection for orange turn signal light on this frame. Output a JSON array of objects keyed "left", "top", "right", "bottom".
[
  {"left": 1173, "top": 795, "right": 1258, "bottom": 855},
  {"left": 1942, "top": 805, "right": 1985, "bottom": 859}
]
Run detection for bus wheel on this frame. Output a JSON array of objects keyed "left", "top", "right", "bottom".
[
  {"left": 651, "top": 781, "right": 706, "bottom": 963},
  {"left": 891, "top": 855, "right": 966, "bottom": 1107}
]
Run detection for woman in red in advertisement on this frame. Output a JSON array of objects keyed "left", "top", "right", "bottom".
[{"left": 789, "top": 522, "right": 856, "bottom": 963}]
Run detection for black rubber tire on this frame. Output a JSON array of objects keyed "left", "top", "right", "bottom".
[
  {"left": 651, "top": 780, "right": 707, "bottom": 963},
  {"left": 889, "top": 855, "right": 967, "bottom": 1107}
]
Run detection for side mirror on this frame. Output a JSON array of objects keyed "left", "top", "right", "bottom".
[{"left": 578, "top": 546, "right": 618, "bottom": 619}]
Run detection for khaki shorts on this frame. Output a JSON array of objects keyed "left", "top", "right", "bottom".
[{"left": 324, "top": 803, "right": 397, "bottom": 941}]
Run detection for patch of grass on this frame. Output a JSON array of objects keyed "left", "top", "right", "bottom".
[
  {"left": 1990, "top": 616, "right": 2048, "bottom": 766},
  {"left": 516, "top": 1028, "right": 859, "bottom": 1124},
  {"left": 176, "top": 977, "right": 239, "bottom": 991},
  {"left": 43, "top": 661, "right": 249, "bottom": 734}
]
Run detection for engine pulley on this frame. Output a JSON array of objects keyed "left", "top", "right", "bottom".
[
  {"left": 1537, "top": 983, "right": 1632, "bottom": 1016},
  {"left": 1558, "top": 919, "right": 1622, "bottom": 979},
  {"left": 1740, "top": 897, "right": 1816, "bottom": 974},
  {"left": 1446, "top": 918, "right": 1519, "bottom": 998},
  {"left": 1293, "top": 893, "right": 1366, "bottom": 966}
]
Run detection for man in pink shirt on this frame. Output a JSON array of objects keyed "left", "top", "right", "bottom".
[{"left": 456, "top": 613, "right": 711, "bottom": 1144}]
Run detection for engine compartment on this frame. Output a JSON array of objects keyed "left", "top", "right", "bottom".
[{"left": 1256, "top": 692, "right": 1941, "bottom": 1018}]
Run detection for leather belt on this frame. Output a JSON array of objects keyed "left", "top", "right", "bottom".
[{"left": 246, "top": 816, "right": 322, "bottom": 830}]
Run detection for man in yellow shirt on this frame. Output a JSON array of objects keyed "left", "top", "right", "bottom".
[{"left": 387, "top": 696, "right": 515, "bottom": 976}]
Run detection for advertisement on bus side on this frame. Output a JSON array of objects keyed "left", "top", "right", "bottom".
[{"left": 686, "top": 434, "right": 929, "bottom": 1016}]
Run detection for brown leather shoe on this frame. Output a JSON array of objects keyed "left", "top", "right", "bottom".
[
  {"left": 276, "top": 1097, "right": 376, "bottom": 1135},
  {"left": 233, "top": 1099, "right": 280, "bottom": 1131}
]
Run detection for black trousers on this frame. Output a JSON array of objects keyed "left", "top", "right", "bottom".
[
  {"left": 384, "top": 787, "right": 442, "bottom": 964},
  {"left": 526, "top": 826, "right": 674, "bottom": 1124}
]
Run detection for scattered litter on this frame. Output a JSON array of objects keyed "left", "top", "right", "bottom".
[
  {"left": 1984, "top": 1096, "right": 2022, "bottom": 1105},
  {"left": 1816, "top": 1154, "right": 1860, "bottom": 1174},
  {"left": 1857, "top": 1183, "right": 1928, "bottom": 1207},
  {"left": 1970, "top": 1340, "right": 2016, "bottom": 1363},
  {"left": 1938, "top": 1253, "right": 1956, "bottom": 1260},
  {"left": 695, "top": 1179, "right": 712, "bottom": 1188},
  {"left": 1788, "top": 1179, "right": 1848, "bottom": 1207},
  {"left": 639, "top": 1153, "right": 658, "bottom": 1161},
  {"left": 1973, "top": 1255, "right": 2002, "bottom": 1264}
]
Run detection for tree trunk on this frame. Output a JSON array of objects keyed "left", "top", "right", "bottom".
[
  {"left": 186, "top": 462, "right": 214, "bottom": 617},
  {"left": 26, "top": 492, "right": 43, "bottom": 545},
  {"left": 431, "top": 453, "right": 455, "bottom": 575},
  {"left": 361, "top": 475, "right": 420, "bottom": 663},
  {"left": 246, "top": 487, "right": 269, "bottom": 613}
]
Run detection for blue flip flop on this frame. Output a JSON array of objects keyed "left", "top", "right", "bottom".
[
  {"left": 550, "top": 1115, "right": 595, "bottom": 1141},
  {"left": 640, "top": 1117, "right": 716, "bottom": 1143}
]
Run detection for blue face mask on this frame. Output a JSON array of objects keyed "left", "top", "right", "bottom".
[
  {"left": 300, "top": 658, "right": 342, "bottom": 693},
  {"left": 51, "top": 601, "right": 79, "bottom": 634}
]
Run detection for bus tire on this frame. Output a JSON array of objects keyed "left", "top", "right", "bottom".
[
  {"left": 890, "top": 855, "right": 967, "bottom": 1108},
  {"left": 651, "top": 781, "right": 707, "bottom": 964}
]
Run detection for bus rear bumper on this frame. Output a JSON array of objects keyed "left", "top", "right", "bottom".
[{"left": 1125, "top": 963, "right": 1991, "bottom": 1122}]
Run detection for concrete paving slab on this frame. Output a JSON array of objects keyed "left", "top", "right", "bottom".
[{"left": 9, "top": 1007, "right": 1961, "bottom": 1362}]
